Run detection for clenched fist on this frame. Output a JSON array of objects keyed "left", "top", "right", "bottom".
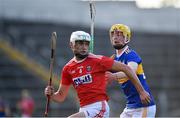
[{"left": 44, "top": 86, "right": 54, "bottom": 97}]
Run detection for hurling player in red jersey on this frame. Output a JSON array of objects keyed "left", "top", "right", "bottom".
[{"left": 45, "top": 31, "right": 151, "bottom": 118}]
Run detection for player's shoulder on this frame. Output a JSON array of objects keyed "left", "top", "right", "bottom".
[
  {"left": 123, "top": 47, "right": 141, "bottom": 61},
  {"left": 125, "top": 47, "right": 139, "bottom": 56},
  {"left": 64, "top": 54, "right": 104, "bottom": 66},
  {"left": 110, "top": 54, "right": 115, "bottom": 59},
  {"left": 63, "top": 57, "right": 75, "bottom": 68}
]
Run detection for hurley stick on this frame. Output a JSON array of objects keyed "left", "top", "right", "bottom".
[
  {"left": 44, "top": 32, "right": 57, "bottom": 117},
  {"left": 89, "top": 0, "right": 96, "bottom": 53}
]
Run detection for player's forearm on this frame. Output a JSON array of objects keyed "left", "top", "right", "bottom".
[
  {"left": 114, "top": 72, "right": 145, "bottom": 93},
  {"left": 112, "top": 61, "right": 145, "bottom": 93},
  {"left": 123, "top": 65, "right": 145, "bottom": 93},
  {"left": 51, "top": 91, "right": 66, "bottom": 102},
  {"left": 114, "top": 72, "right": 126, "bottom": 79},
  {"left": 51, "top": 84, "right": 70, "bottom": 102}
]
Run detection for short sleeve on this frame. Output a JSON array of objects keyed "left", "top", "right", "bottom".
[
  {"left": 127, "top": 51, "right": 141, "bottom": 64},
  {"left": 61, "top": 66, "right": 72, "bottom": 85}
]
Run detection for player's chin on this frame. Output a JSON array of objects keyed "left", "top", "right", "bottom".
[
  {"left": 113, "top": 44, "right": 124, "bottom": 49},
  {"left": 81, "top": 53, "right": 88, "bottom": 58}
]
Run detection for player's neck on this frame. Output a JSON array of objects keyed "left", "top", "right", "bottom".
[
  {"left": 116, "top": 46, "right": 128, "bottom": 57},
  {"left": 75, "top": 57, "right": 86, "bottom": 61},
  {"left": 74, "top": 55, "right": 88, "bottom": 63},
  {"left": 74, "top": 53, "right": 89, "bottom": 61}
]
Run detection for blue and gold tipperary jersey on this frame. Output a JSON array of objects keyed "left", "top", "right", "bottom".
[{"left": 113, "top": 46, "right": 155, "bottom": 108}]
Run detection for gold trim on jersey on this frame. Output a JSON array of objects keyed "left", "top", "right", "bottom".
[
  {"left": 136, "top": 63, "right": 144, "bottom": 75},
  {"left": 118, "top": 77, "right": 129, "bottom": 84},
  {"left": 118, "top": 63, "right": 144, "bottom": 84}
]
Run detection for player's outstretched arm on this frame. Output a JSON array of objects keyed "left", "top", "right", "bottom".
[
  {"left": 105, "top": 61, "right": 138, "bottom": 81},
  {"left": 110, "top": 61, "right": 151, "bottom": 104},
  {"left": 45, "top": 84, "right": 70, "bottom": 103}
]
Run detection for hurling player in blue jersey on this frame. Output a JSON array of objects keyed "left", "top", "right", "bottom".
[{"left": 105, "top": 24, "right": 156, "bottom": 118}]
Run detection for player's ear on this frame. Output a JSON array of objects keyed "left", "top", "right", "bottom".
[
  {"left": 69, "top": 42, "right": 73, "bottom": 49},
  {"left": 109, "top": 36, "right": 113, "bottom": 44},
  {"left": 125, "top": 37, "right": 130, "bottom": 44}
]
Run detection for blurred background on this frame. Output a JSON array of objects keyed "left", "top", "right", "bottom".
[{"left": 0, "top": 0, "right": 180, "bottom": 117}]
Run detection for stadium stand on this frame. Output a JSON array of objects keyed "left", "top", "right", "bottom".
[{"left": 0, "top": 20, "right": 180, "bottom": 117}]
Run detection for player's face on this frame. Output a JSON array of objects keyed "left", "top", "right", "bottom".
[
  {"left": 110, "top": 30, "right": 127, "bottom": 49},
  {"left": 71, "top": 40, "right": 90, "bottom": 60}
]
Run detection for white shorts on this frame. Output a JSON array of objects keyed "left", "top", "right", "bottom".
[
  {"left": 79, "top": 101, "right": 110, "bottom": 118},
  {"left": 120, "top": 105, "right": 156, "bottom": 118}
]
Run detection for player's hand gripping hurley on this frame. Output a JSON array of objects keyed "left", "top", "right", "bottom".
[{"left": 44, "top": 32, "right": 57, "bottom": 117}]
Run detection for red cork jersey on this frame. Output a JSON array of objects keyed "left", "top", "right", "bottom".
[{"left": 61, "top": 53, "right": 114, "bottom": 107}]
